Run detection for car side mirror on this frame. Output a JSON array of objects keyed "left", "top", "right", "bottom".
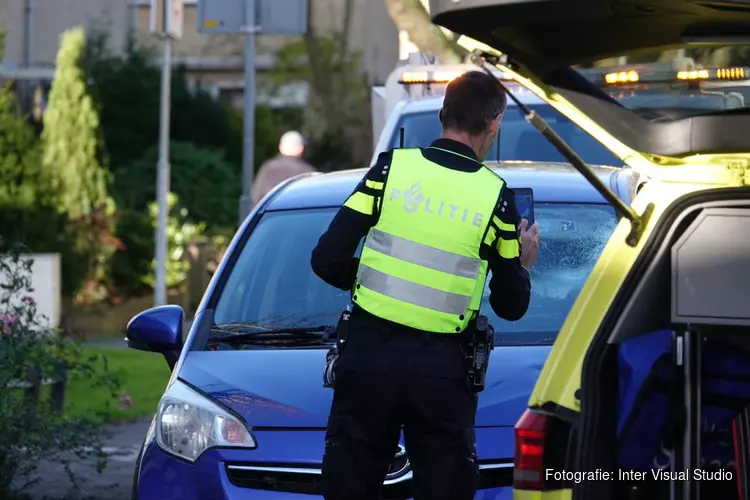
[{"left": 126, "top": 305, "right": 184, "bottom": 369}]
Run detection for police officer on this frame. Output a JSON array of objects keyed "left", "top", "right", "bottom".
[{"left": 310, "top": 70, "right": 540, "bottom": 500}]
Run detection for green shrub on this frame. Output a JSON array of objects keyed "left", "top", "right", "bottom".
[
  {"left": 142, "top": 192, "right": 205, "bottom": 289},
  {"left": 109, "top": 209, "right": 154, "bottom": 298},
  {"left": 0, "top": 244, "right": 120, "bottom": 498},
  {"left": 114, "top": 142, "right": 240, "bottom": 229}
]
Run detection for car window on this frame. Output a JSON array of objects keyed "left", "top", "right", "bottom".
[
  {"left": 213, "top": 204, "right": 617, "bottom": 346},
  {"left": 388, "top": 105, "right": 624, "bottom": 167}
]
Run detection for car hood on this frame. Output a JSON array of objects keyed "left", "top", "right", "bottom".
[
  {"left": 429, "top": 0, "right": 750, "bottom": 183},
  {"left": 178, "top": 344, "right": 550, "bottom": 429}
]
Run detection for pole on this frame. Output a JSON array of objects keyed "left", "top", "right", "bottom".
[
  {"left": 238, "top": 0, "right": 257, "bottom": 224},
  {"left": 22, "top": 0, "right": 34, "bottom": 111},
  {"left": 129, "top": 0, "right": 139, "bottom": 38},
  {"left": 155, "top": 35, "right": 172, "bottom": 307},
  {"left": 23, "top": 0, "right": 31, "bottom": 67}
]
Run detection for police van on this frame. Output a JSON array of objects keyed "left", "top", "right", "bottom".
[{"left": 370, "top": 56, "right": 623, "bottom": 167}]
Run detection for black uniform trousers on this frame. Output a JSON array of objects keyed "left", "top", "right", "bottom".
[{"left": 321, "top": 313, "right": 479, "bottom": 500}]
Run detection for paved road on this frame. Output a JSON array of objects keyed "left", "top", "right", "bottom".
[{"left": 21, "top": 418, "right": 151, "bottom": 500}]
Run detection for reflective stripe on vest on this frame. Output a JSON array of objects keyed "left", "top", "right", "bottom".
[
  {"left": 353, "top": 148, "right": 506, "bottom": 334},
  {"left": 358, "top": 264, "right": 472, "bottom": 315},
  {"left": 364, "top": 228, "right": 481, "bottom": 279}
]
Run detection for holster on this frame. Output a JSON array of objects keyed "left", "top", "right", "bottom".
[
  {"left": 463, "top": 315, "right": 495, "bottom": 393},
  {"left": 323, "top": 306, "right": 351, "bottom": 389}
]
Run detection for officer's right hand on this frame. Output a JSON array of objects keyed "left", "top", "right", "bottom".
[{"left": 519, "top": 218, "right": 540, "bottom": 269}]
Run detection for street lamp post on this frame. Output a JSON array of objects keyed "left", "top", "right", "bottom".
[
  {"left": 238, "top": 0, "right": 257, "bottom": 224},
  {"left": 151, "top": 0, "right": 183, "bottom": 307},
  {"left": 155, "top": 36, "right": 172, "bottom": 307}
]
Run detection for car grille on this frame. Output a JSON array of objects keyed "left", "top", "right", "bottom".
[{"left": 225, "top": 461, "right": 512, "bottom": 498}]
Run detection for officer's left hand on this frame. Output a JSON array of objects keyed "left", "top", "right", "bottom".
[{"left": 519, "top": 218, "right": 540, "bottom": 269}]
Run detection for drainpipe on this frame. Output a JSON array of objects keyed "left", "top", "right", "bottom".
[
  {"left": 23, "top": 0, "right": 32, "bottom": 68},
  {"left": 22, "top": 0, "right": 34, "bottom": 111},
  {"left": 129, "top": 0, "right": 139, "bottom": 41}
]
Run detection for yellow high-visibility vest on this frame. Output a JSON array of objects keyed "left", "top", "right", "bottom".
[{"left": 352, "top": 148, "right": 507, "bottom": 334}]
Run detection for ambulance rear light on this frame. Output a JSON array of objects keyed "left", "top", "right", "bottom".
[{"left": 514, "top": 409, "right": 549, "bottom": 490}]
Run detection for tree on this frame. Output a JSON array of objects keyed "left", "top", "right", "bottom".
[
  {"left": 269, "top": 0, "right": 372, "bottom": 170},
  {"left": 114, "top": 142, "right": 241, "bottom": 229},
  {"left": 0, "top": 87, "right": 45, "bottom": 211},
  {"left": 82, "top": 29, "right": 285, "bottom": 176},
  {"left": 0, "top": 86, "right": 69, "bottom": 271},
  {"left": 41, "top": 27, "right": 109, "bottom": 220},
  {"left": 384, "top": 0, "right": 464, "bottom": 64}
]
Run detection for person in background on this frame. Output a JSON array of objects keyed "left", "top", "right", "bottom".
[{"left": 251, "top": 131, "right": 317, "bottom": 206}]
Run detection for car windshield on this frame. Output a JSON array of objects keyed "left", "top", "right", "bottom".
[
  {"left": 574, "top": 45, "right": 750, "bottom": 117},
  {"left": 213, "top": 204, "right": 618, "bottom": 346},
  {"left": 389, "top": 103, "right": 623, "bottom": 167}
]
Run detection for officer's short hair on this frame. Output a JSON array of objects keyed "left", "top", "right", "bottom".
[{"left": 440, "top": 71, "right": 508, "bottom": 135}]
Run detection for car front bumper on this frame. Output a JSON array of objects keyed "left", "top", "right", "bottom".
[{"left": 136, "top": 439, "right": 514, "bottom": 500}]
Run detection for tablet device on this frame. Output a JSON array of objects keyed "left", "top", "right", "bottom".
[{"left": 513, "top": 188, "right": 535, "bottom": 226}]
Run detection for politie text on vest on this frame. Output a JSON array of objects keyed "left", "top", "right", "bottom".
[{"left": 389, "top": 182, "right": 486, "bottom": 228}]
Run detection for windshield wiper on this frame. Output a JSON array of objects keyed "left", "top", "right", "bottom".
[
  {"left": 470, "top": 50, "right": 655, "bottom": 247},
  {"left": 210, "top": 325, "right": 335, "bottom": 343}
]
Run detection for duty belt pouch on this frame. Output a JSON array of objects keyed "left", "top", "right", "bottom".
[
  {"left": 323, "top": 307, "right": 351, "bottom": 389},
  {"left": 466, "top": 315, "right": 495, "bottom": 393}
]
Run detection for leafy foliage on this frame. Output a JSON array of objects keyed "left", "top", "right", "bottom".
[
  {"left": 0, "top": 87, "right": 46, "bottom": 210},
  {"left": 0, "top": 244, "right": 120, "bottom": 498},
  {"left": 41, "top": 27, "right": 109, "bottom": 221},
  {"left": 142, "top": 193, "right": 205, "bottom": 289},
  {"left": 0, "top": 81, "right": 103, "bottom": 300},
  {"left": 80, "top": 30, "right": 287, "bottom": 298},
  {"left": 113, "top": 142, "right": 240, "bottom": 229},
  {"left": 66, "top": 199, "right": 122, "bottom": 305},
  {"left": 108, "top": 209, "right": 154, "bottom": 298},
  {"left": 82, "top": 30, "right": 286, "bottom": 177},
  {"left": 109, "top": 191, "right": 206, "bottom": 296}
]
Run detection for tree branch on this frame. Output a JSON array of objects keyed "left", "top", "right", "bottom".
[
  {"left": 338, "top": 0, "right": 353, "bottom": 67},
  {"left": 384, "top": 0, "right": 463, "bottom": 64},
  {"left": 303, "top": 0, "right": 328, "bottom": 98}
]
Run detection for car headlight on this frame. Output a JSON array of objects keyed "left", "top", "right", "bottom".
[{"left": 155, "top": 379, "right": 257, "bottom": 463}]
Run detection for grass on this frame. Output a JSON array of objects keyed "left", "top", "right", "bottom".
[{"left": 62, "top": 346, "right": 171, "bottom": 424}]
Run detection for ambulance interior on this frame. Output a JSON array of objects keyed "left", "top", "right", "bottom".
[
  {"left": 470, "top": 44, "right": 750, "bottom": 500},
  {"left": 468, "top": 43, "right": 750, "bottom": 500},
  {"left": 564, "top": 53, "right": 750, "bottom": 500},
  {"left": 534, "top": 59, "right": 750, "bottom": 500},
  {"left": 463, "top": 55, "right": 750, "bottom": 499},
  {"left": 589, "top": 198, "right": 750, "bottom": 500}
]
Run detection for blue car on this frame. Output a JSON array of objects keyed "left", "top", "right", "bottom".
[{"left": 128, "top": 161, "right": 638, "bottom": 500}]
